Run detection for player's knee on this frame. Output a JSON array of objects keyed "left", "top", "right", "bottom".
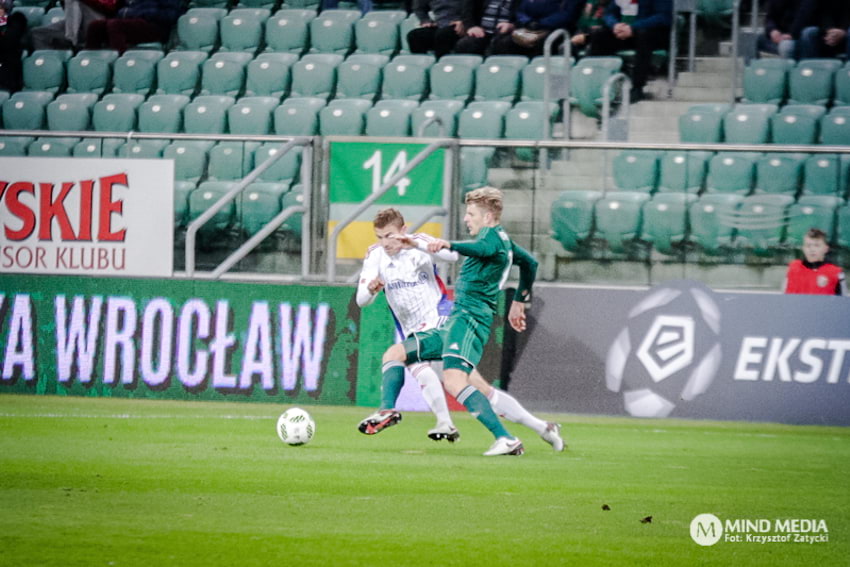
[{"left": 381, "top": 344, "right": 406, "bottom": 364}]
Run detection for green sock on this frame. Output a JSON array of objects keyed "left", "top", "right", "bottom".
[
  {"left": 380, "top": 361, "right": 406, "bottom": 410},
  {"left": 457, "top": 386, "right": 512, "bottom": 439}
]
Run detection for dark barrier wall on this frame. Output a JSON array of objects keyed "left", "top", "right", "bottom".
[
  {"left": 505, "top": 280, "right": 850, "bottom": 426},
  {"left": 0, "top": 275, "right": 382, "bottom": 406}
]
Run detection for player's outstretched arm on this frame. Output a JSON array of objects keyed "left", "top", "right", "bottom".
[
  {"left": 508, "top": 300, "right": 527, "bottom": 332},
  {"left": 511, "top": 241, "right": 538, "bottom": 304}
]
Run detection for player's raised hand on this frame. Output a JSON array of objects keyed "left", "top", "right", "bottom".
[
  {"left": 368, "top": 277, "right": 385, "bottom": 294},
  {"left": 390, "top": 234, "right": 415, "bottom": 248},
  {"left": 508, "top": 300, "right": 527, "bottom": 332},
  {"left": 427, "top": 239, "right": 450, "bottom": 253}
]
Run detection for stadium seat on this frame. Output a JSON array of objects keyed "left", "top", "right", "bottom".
[
  {"left": 199, "top": 52, "right": 252, "bottom": 96},
  {"left": 43, "top": 5, "right": 64, "bottom": 25},
  {"left": 834, "top": 63, "right": 850, "bottom": 107},
  {"left": 382, "top": 58, "right": 429, "bottom": 101},
  {"left": 46, "top": 93, "right": 98, "bottom": 131},
  {"left": 785, "top": 195, "right": 841, "bottom": 247},
  {"left": 521, "top": 56, "right": 570, "bottom": 101},
  {"left": 66, "top": 50, "right": 118, "bottom": 95},
  {"left": 279, "top": 185, "right": 305, "bottom": 237},
  {"left": 788, "top": 59, "right": 841, "bottom": 106},
  {"left": 156, "top": 51, "right": 208, "bottom": 96},
  {"left": 175, "top": 12, "right": 220, "bottom": 52},
  {"left": 801, "top": 154, "right": 846, "bottom": 196},
  {"left": 593, "top": 191, "right": 650, "bottom": 254},
  {"left": 428, "top": 59, "right": 475, "bottom": 101},
  {"left": 0, "top": 136, "right": 35, "bottom": 156},
  {"left": 27, "top": 137, "right": 76, "bottom": 157},
  {"left": 392, "top": 54, "right": 436, "bottom": 68},
  {"left": 253, "top": 144, "right": 303, "bottom": 185},
  {"left": 836, "top": 202, "right": 850, "bottom": 252},
  {"left": 116, "top": 139, "right": 170, "bottom": 159},
  {"left": 207, "top": 141, "right": 259, "bottom": 180},
  {"left": 354, "top": 17, "right": 399, "bottom": 55},
  {"left": 235, "top": 0, "right": 277, "bottom": 9},
  {"left": 688, "top": 193, "right": 743, "bottom": 255},
  {"left": 183, "top": 95, "right": 236, "bottom": 134},
  {"left": 678, "top": 108, "right": 725, "bottom": 143},
  {"left": 220, "top": 9, "right": 270, "bottom": 53},
  {"left": 290, "top": 54, "right": 343, "bottom": 100},
  {"left": 264, "top": 9, "right": 315, "bottom": 54},
  {"left": 73, "top": 138, "right": 105, "bottom": 158},
  {"left": 398, "top": 13, "right": 418, "bottom": 54},
  {"left": 92, "top": 93, "right": 145, "bottom": 132},
  {"left": 320, "top": 99, "right": 367, "bottom": 135},
  {"left": 820, "top": 112, "right": 850, "bottom": 146},
  {"left": 723, "top": 105, "right": 772, "bottom": 144},
  {"left": 459, "top": 147, "right": 495, "bottom": 193},
  {"left": 612, "top": 150, "right": 660, "bottom": 193},
  {"left": 550, "top": 190, "right": 602, "bottom": 252},
  {"left": 656, "top": 151, "right": 710, "bottom": 194},
  {"left": 733, "top": 194, "right": 794, "bottom": 255},
  {"left": 705, "top": 152, "right": 757, "bottom": 195},
  {"left": 484, "top": 55, "right": 529, "bottom": 70},
  {"left": 474, "top": 61, "right": 521, "bottom": 102},
  {"left": 504, "top": 100, "right": 557, "bottom": 143},
  {"left": 164, "top": 140, "right": 214, "bottom": 184},
  {"left": 641, "top": 192, "right": 697, "bottom": 256},
  {"left": 569, "top": 56, "right": 622, "bottom": 118},
  {"left": 244, "top": 52, "right": 297, "bottom": 98},
  {"left": 240, "top": 183, "right": 288, "bottom": 239},
  {"left": 112, "top": 50, "right": 164, "bottom": 96},
  {"left": 411, "top": 99, "right": 464, "bottom": 136},
  {"left": 335, "top": 58, "right": 383, "bottom": 101},
  {"left": 309, "top": 10, "right": 358, "bottom": 54},
  {"left": 137, "top": 94, "right": 191, "bottom": 133},
  {"left": 1, "top": 91, "right": 53, "bottom": 130},
  {"left": 362, "top": 9, "right": 407, "bottom": 22},
  {"left": 457, "top": 101, "right": 511, "bottom": 139},
  {"left": 22, "top": 50, "right": 68, "bottom": 94},
  {"left": 770, "top": 112, "right": 819, "bottom": 145},
  {"left": 273, "top": 97, "right": 324, "bottom": 135},
  {"left": 189, "top": 181, "right": 238, "bottom": 246},
  {"left": 742, "top": 59, "right": 790, "bottom": 104},
  {"left": 365, "top": 102, "right": 413, "bottom": 136},
  {"left": 753, "top": 154, "right": 805, "bottom": 196},
  {"left": 227, "top": 96, "right": 279, "bottom": 135}
]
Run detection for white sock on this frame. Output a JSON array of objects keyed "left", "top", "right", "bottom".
[
  {"left": 411, "top": 363, "right": 454, "bottom": 429},
  {"left": 489, "top": 388, "right": 547, "bottom": 435}
]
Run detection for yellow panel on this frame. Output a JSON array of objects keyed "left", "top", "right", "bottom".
[{"left": 328, "top": 221, "right": 444, "bottom": 259}]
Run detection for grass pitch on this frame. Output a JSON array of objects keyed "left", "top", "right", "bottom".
[{"left": 0, "top": 395, "right": 847, "bottom": 567}]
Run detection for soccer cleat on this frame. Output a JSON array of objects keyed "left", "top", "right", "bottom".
[
  {"left": 357, "top": 409, "right": 402, "bottom": 435},
  {"left": 427, "top": 424, "right": 460, "bottom": 443},
  {"left": 540, "top": 422, "right": 565, "bottom": 452},
  {"left": 483, "top": 436, "right": 524, "bottom": 456}
]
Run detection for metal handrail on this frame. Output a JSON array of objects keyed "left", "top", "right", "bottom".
[
  {"left": 542, "top": 29, "right": 571, "bottom": 140},
  {"left": 730, "top": 0, "right": 741, "bottom": 105},
  {"left": 417, "top": 116, "right": 446, "bottom": 138},
  {"left": 601, "top": 73, "right": 632, "bottom": 140},
  {"left": 185, "top": 136, "right": 312, "bottom": 276},
  {"left": 325, "top": 140, "right": 454, "bottom": 282}
]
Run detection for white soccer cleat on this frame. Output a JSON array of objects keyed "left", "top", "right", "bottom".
[
  {"left": 540, "top": 422, "right": 565, "bottom": 452},
  {"left": 483, "top": 436, "right": 524, "bottom": 456},
  {"left": 357, "top": 409, "right": 402, "bottom": 435},
  {"left": 427, "top": 423, "right": 460, "bottom": 443}
]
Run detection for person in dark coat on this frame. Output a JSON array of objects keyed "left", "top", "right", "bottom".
[
  {"left": 85, "top": 0, "right": 182, "bottom": 53},
  {"left": 488, "top": 0, "right": 586, "bottom": 57},
  {"left": 758, "top": 0, "right": 802, "bottom": 59},
  {"left": 796, "top": 0, "right": 850, "bottom": 60},
  {"left": 408, "top": 0, "right": 467, "bottom": 59},
  {"left": 0, "top": 0, "right": 27, "bottom": 92}
]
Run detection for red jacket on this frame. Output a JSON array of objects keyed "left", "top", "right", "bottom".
[{"left": 784, "top": 259, "right": 846, "bottom": 296}]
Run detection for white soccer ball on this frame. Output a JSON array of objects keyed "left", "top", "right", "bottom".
[{"left": 276, "top": 407, "right": 315, "bottom": 446}]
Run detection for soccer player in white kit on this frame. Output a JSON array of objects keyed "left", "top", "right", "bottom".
[{"left": 355, "top": 208, "right": 565, "bottom": 451}]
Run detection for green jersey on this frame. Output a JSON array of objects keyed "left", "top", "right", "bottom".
[{"left": 450, "top": 225, "right": 538, "bottom": 317}]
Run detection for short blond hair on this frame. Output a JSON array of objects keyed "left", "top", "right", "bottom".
[
  {"left": 373, "top": 208, "right": 405, "bottom": 229},
  {"left": 465, "top": 186, "right": 503, "bottom": 221}
]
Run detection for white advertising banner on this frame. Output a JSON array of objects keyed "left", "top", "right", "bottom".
[{"left": 0, "top": 157, "right": 174, "bottom": 277}]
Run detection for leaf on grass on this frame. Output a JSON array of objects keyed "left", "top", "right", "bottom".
[{"left": 640, "top": 516, "right": 652, "bottom": 524}]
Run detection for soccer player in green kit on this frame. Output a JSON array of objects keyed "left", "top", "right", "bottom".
[{"left": 381, "top": 186, "right": 538, "bottom": 456}]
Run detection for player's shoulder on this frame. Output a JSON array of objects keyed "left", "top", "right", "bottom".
[
  {"left": 364, "top": 243, "right": 385, "bottom": 261},
  {"left": 411, "top": 232, "right": 437, "bottom": 244}
]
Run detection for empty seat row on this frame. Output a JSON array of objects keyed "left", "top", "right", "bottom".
[
  {"left": 679, "top": 103, "right": 850, "bottom": 145},
  {"left": 743, "top": 58, "right": 850, "bottom": 107},
  {"left": 610, "top": 150, "right": 850, "bottom": 199},
  {"left": 551, "top": 190, "right": 850, "bottom": 258}
]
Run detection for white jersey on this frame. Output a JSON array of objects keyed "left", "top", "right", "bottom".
[{"left": 357, "top": 233, "right": 457, "bottom": 338}]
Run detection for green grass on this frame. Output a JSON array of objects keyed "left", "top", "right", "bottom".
[{"left": 0, "top": 395, "right": 847, "bottom": 567}]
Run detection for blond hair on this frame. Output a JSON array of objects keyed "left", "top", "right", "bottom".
[
  {"left": 373, "top": 208, "right": 405, "bottom": 229},
  {"left": 465, "top": 186, "right": 503, "bottom": 221}
]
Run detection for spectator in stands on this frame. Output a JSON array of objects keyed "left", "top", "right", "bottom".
[
  {"left": 453, "top": 0, "right": 520, "bottom": 55},
  {"left": 783, "top": 228, "right": 847, "bottom": 296},
  {"left": 488, "top": 0, "right": 586, "bottom": 57},
  {"left": 758, "top": 0, "right": 801, "bottom": 59},
  {"left": 571, "top": 0, "right": 609, "bottom": 55},
  {"left": 797, "top": 0, "right": 850, "bottom": 60},
  {"left": 587, "top": 0, "right": 672, "bottom": 102},
  {"left": 29, "top": 0, "right": 117, "bottom": 51},
  {"left": 0, "top": 0, "right": 27, "bottom": 92},
  {"left": 407, "top": 0, "right": 467, "bottom": 58},
  {"left": 85, "top": 0, "right": 182, "bottom": 53}
]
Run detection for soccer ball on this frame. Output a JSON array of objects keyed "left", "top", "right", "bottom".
[{"left": 276, "top": 407, "right": 316, "bottom": 446}]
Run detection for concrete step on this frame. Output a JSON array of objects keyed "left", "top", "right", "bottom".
[
  {"left": 628, "top": 100, "right": 696, "bottom": 118},
  {"left": 672, "top": 84, "right": 736, "bottom": 101},
  {"left": 676, "top": 71, "right": 733, "bottom": 88},
  {"left": 692, "top": 56, "right": 737, "bottom": 74}
]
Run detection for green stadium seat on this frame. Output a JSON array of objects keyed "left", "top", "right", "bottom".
[
  {"left": 363, "top": 10, "right": 407, "bottom": 22},
  {"left": 474, "top": 61, "right": 521, "bottom": 102},
  {"left": 174, "top": 182, "right": 196, "bottom": 229},
  {"left": 723, "top": 105, "right": 773, "bottom": 144},
  {"left": 1, "top": 91, "right": 53, "bottom": 130},
  {"left": 834, "top": 63, "right": 850, "bottom": 107},
  {"left": 46, "top": 93, "right": 98, "bottom": 131},
  {"left": 335, "top": 58, "right": 383, "bottom": 101},
  {"left": 200, "top": 52, "right": 252, "bottom": 96},
  {"left": 612, "top": 150, "right": 660, "bottom": 193},
  {"left": 27, "top": 137, "right": 76, "bottom": 157},
  {"left": 785, "top": 195, "right": 841, "bottom": 247},
  {"left": 66, "top": 50, "right": 118, "bottom": 95},
  {"left": 254, "top": 144, "right": 303, "bottom": 185},
  {"left": 138, "top": 94, "right": 191, "bottom": 133},
  {"left": 207, "top": 141, "right": 259, "bottom": 180},
  {"left": 705, "top": 152, "right": 757, "bottom": 195},
  {"left": 688, "top": 193, "right": 743, "bottom": 256},
  {"left": 365, "top": 102, "right": 413, "bottom": 136},
  {"left": 382, "top": 58, "right": 429, "bottom": 101},
  {"left": 22, "top": 50, "right": 68, "bottom": 94},
  {"left": 593, "top": 191, "right": 650, "bottom": 254},
  {"left": 73, "top": 138, "right": 105, "bottom": 158},
  {"left": 227, "top": 96, "right": 279, "bottom": 135},
  {"left": 220, "top": 9, "right": 270, "bottom": 53},
  {"left": 43, "top": 6, "right": 64, "bottom": 25},
  {"left": 189, "top": 181, "right": 238, "bottom": 246},
  {"left": 290, "top": 53, "right": 343, "bottom": 99},
  {"left": 836, "top": 202, "right": 850, "bottom": 252},
  {"left": 412, "top": 99, "right": 463, "bottom": 136},
  {"left": 820, "top": 112, "right": 850, "bottom": 146},
  {"left": 274, "top": 97, "right": 324, "bottom": 135},
  {"left": 391, "top": 54, "right": 436, "bottom": 68},
  {"left": 175, "top": 12, "right": 220, "bottom": 52},
  {"left": 92, "top": 93, "right": 145, "bottom": 132},
  {"left": 116, "top": 139, "right": 170, "bottom": 159},
  {"left": 240, "top": 183, "right": 289, "bottom": 241},
  {"left": 641, "top": 192, "right": 697, "bottom": 256},
  {"left": 309, "top": 10, "right": 358, "bottom": 54},
  {"left": 457, "top": 101, "right": 511, "bottom": 139},
  {"left": 279, "top": 185, "right": 305, "bottom": 237},
  {"left": 754, "top": 154, "right": 805, "bottom": 196},
  {"left": 235, "top": 0, "right": 278, "bottom": 9},
  {"left": 679, "top": 108, "right": 725, "bottom": 143},
  {"left": 320, "top": 98, "right": 369, "bottom": 135},
  {"left": 13, "top": 6, "right": 46, "bottom": 30},
  {"left": 244, "top": 52, "right": 297, "bottom": 98},
  {"left": 398, "top": 13, "right": 418, "bottom": 54},
  {"left": 742, "top": 59, "right": 790, "bottom": 104},
  {"left": 770, "top": 112, "right": 819, "bottom": 145},
  {"left": 0, "top": 136, "right": 35, "bottom": 156},
  {"left": 521, "top": 56, "right": 569, "bottom": 101},
  {"left": 484, "top": 55, "right": 529, "bottom": 70},
  {"left": 504, "top": 101, "right": 557, "bottom": 160},
  {"left": 354, "top": 17, "right": 399, "bottom": 55},
  {"left": 164, "top": 140, "right": 215, "bottom": 184},
  {"left": 656, "top": 151, "right": 710, "bottom": 194},
  {"left": 569, "top": 56, "right": 622, "bottom": 118},
  {"left": 459, "top": 147, "right": 495, "bottom": 193},
  {"left": 733, "top": 194, "right": 794, "bottom": 255},
  {"left": 550, "top": 190, "right": 602, "bottom": 252},
  {"left": 788, "top": 59, "right": 841, "bottom": 106},
  {"left": 156, "top": 51, "right": 208, "bottom": 96},
  {"left": 112, "top": 50, "right": 164, "bottom": 96},
  {"left": 801, "top": 154, "right": 847, "bottom": 196},
  {"left": 264, "top": 9, "right": 315, "bottom": 54},
  {"left": 426, "top": 59, "right": 474, "bottom": 102},
  {"left": 183, "top": 95, "right": 236, "bottom": 134}
]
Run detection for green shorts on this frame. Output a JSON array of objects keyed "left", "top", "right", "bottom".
[{"left": 403, "top": 308, "right": 492, "bottom": 373}]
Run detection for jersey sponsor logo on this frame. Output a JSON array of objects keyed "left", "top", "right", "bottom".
[{"left": 816, "top": 275, "right": 829, "bottom": 288}]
